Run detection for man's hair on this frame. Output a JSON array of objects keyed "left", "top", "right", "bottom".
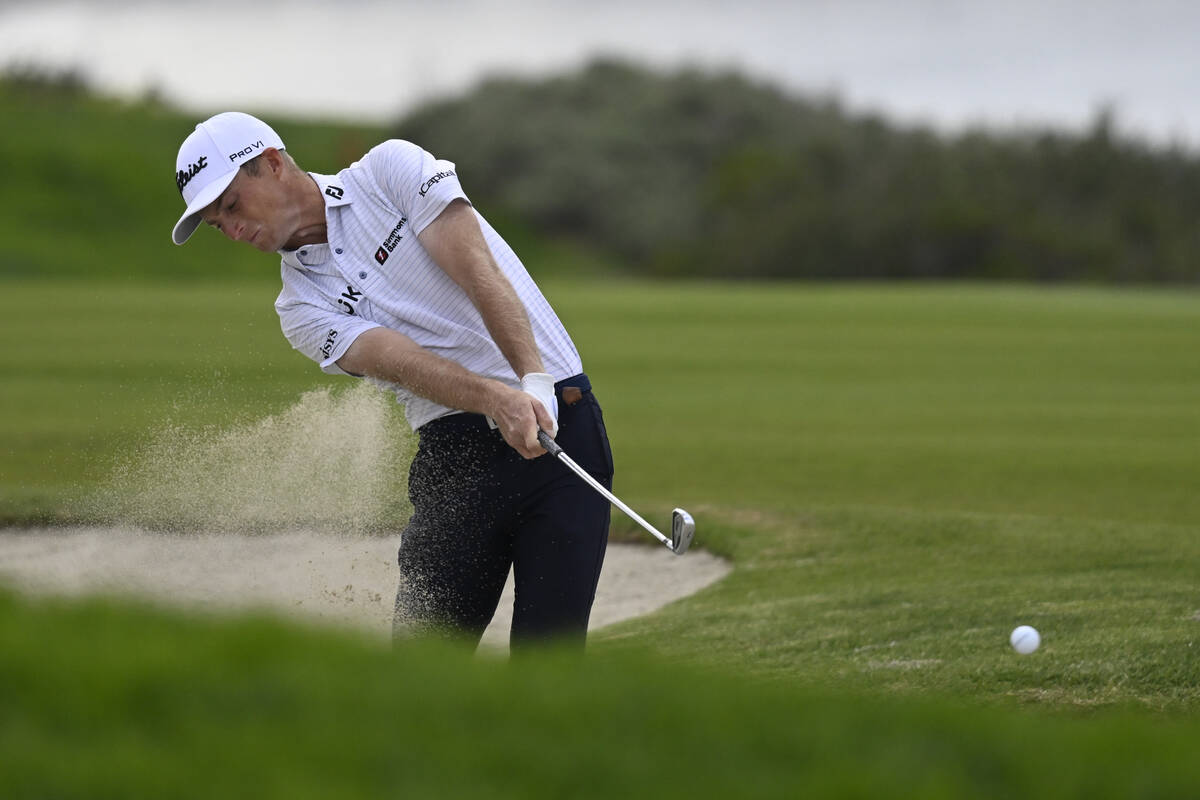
[{"left": 240, "top": 149, "right": 297, "bottom": 177}]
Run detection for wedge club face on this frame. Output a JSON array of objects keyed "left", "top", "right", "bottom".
[
  {"left": 671, "top": 508, "right": 695, "bottom": 555},
  {"left": 538, "top": 430, "right": 695, "bottom": 555}
]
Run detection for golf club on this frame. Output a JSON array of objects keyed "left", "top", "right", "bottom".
[{"left": 538, "top": 430, "right": 695, "bottom": 555}]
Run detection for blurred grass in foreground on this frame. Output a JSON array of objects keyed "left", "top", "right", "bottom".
[{"left": 2, "top": 587, "right": 1199, "bottom": 800}]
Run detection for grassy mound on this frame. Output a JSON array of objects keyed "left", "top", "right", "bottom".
[{"left": 3, "top": 588, "right": 1199, "bottom": 799}]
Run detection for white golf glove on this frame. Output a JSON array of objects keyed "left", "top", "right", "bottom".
[{"left": 520, "top": 372, "right": 559, "bottom": 437}]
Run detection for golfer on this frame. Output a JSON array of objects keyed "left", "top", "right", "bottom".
[{"left": 171, "top": 112, "right": 613, "bottom": 648}]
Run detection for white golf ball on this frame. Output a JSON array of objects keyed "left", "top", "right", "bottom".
[{"left": 1010, "top": 625, "right": 1040, "bottom": 654}]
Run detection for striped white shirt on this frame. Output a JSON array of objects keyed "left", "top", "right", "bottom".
[{"left": 274, "top": 140, "right": 583, "bottom": 430}]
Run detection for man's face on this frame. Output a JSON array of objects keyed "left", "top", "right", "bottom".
[{"left": 200, "top": 159, "right": 289, "bottom": 252}]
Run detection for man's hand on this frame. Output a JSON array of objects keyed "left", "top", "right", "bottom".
[{"left": 489, "top": 383, "right": 556, "bottom": 459}]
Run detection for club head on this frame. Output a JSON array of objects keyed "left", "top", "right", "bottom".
[{"left": 671, "top": 508, "right": 695, "bottom": 555}]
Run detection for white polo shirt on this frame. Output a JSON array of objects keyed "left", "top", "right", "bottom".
[{"left": 274, "top": 139, "right": 583, "bottom": 430}]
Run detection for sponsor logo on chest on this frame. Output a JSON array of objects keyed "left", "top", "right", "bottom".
[
  {"left": 337, "top": 285, "right": 363, "bottom": 315},
  {"left": 374, "top": 216, "right": 408, "bottom": 264}
]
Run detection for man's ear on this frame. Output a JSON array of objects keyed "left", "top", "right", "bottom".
[{"left": 261, "top": 147, "right": 285, "bottom": 175}]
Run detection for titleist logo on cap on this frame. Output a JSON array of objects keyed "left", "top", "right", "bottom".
[{"left": 176, "top": 156, "right": 208, "bottom": 193}]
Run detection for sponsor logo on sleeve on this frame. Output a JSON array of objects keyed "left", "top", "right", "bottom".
[
  {"left": 176, "top": 156, "right": 208, "bottom": 192},
  {"left": 418, "top": 170, "right": 455, "bottom": 197},
  {"left": 325, "top": 185, "right": 344, "bottom": 199},
  {"left": 320, "top": 328, "right": 339, "bottom": 359}
]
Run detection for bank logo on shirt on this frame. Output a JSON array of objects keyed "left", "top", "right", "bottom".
[{"left": 374, "top": 215, "right": 408, "bottom": 264}]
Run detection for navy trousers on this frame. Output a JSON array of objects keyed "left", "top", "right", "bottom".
[{"left": 393, "top": 374, "right": 613, "bottom": 649}]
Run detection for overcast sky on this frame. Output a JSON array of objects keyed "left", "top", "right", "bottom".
[{"left": 2, "top": 0, "right": 1198, "bottom": 148}]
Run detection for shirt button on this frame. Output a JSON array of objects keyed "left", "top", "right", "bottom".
[
  {"left": 299, "top": 250, "right": 308, "bottom": 256},
  {"left": 335, "top": 248, "right": 343, "bottom": 254}
]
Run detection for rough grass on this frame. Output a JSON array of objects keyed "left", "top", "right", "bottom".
[
  {"left": 3, "top": 588, "right": 1200, "bottom": 799},
  {"left": 596, "top": 506, "right": 1200, "bottom": 710}
]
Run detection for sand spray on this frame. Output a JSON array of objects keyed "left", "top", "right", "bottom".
[{"left": 101, "top": 382, "right": 416, "bottom": 535}]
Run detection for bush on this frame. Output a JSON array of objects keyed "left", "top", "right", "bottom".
[{"left": 395, "top": 60, "right": 1200, "bottom": 282}]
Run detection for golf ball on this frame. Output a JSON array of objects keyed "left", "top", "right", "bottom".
[{"left": 1010, "top": 625, "right": 1040, "bottom": 654}]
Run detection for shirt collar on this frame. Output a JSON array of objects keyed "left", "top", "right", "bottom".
[
  {"left": 308, "top": 172, "right": 352, "bottom": 209},
  {"left": 278, "top": 173, "right": 350, "bottom": 261}
]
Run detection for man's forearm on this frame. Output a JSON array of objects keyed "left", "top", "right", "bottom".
[
  {"left": 338, "top": 327, "right": 507, "bottom": 416},
  {"left": 468, "top": 268, "right": 545, "bottom": 378},
  {"left": 338, "top": 326, "right": 553, "bottom": 459},
  {"left": 417, "top": 200, "right": 545, "bottom": 379}
]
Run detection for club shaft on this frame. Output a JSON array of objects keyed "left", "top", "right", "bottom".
[{"left": 547, "top": 445, "right": 673, "bottom": 549}]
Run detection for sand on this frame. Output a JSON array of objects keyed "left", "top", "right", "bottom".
[{"left": 0, "top": 527, "right": 729, "bottom": 650}]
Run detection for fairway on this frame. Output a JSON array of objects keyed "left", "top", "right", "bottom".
[
  {"left": 8, "top": 280, "right": 1200, "bottom": 528},
  {"left": 4, "top": 279, "right": 1200, "bottom": 796},
  {"left": 556, "top": 281, "right": 1200, "bottom": 526}
]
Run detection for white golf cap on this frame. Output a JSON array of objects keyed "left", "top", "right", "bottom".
[{"left": 171, "top": 112, "right": 285, "bottom": 245}]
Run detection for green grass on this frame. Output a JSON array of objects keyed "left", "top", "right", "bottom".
[
  {"left": 563, "top": 282, "right": 1200, "bottom": 526},
  {"left": 556, "top": 282, "right": 1200, "bottom": 708},
  {"left": 0, "top": 281, "right": 327, "bottom": 522},
  {"left": 4, "top": 279, "right": 1199, "bottom": 715},
  {"left": 0, "top": 82, "right": 384, "bottom": 281},
  {"left": 7, "top": 80, "right": 1200, "bottom": 797},
  {"left": 0, "top": 79, "right": 621, "bottom": 284},
  {"left": 10, "top": 280, "right": 1199, "bottom": 527},
  {"left": 598, "top": 506, "right": 1200, "bottom": 709},
  {"left": 4, "top": 588, "right": 1200, "bottom": 799}
]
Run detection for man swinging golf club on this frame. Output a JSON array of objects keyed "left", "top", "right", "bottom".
[{"left": 171, "top": 111, "right": 615, "bottom": 649}]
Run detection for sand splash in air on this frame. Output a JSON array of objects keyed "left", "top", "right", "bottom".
[
  {"left": 2, "top": 383, "right": 731, "bottom": 648},
  {"left": 103, "top": 382, "right": 415, "bottom": 535}
]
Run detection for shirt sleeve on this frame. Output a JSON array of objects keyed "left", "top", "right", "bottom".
[
  {"left": 275, "top": 289, "right": 382, "bottom": 376},
  {"left": 362, "top": 139, "right": 470, "bottom": 235}
]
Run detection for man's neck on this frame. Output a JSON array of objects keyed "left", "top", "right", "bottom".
[{"left": 283, "top": 174, "right": 329, "bottom": 248}]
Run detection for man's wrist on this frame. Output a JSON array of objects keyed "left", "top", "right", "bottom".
[{"left": 478, "top": 379, "right": 515, "bottom": 418}]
